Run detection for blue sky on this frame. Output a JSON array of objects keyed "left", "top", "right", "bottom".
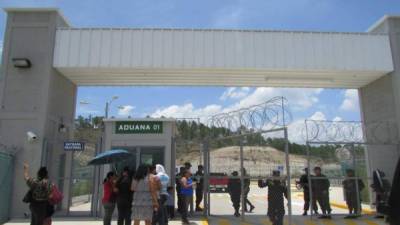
[{"left": 1, "top": 0, "right": 399, "bottom": 141}]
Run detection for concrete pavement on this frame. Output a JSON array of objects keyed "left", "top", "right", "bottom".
[
  {"left": 3, "top": 215, "right": 386, "bottom": 225},
  {"left": 10, "top": 185, "right": 382, "bottom": 225}
]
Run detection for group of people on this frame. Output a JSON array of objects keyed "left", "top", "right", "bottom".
[
  {"left": 297, "top": 167, "right": 333, "bottom": 219},
  {"left": 102, "top": 162, "right": 205, "bottom": 225},
  {"left": 225, "top": 169, "right": 287, "bottom": 225},
  {"left": 22, "top": 160, "right": 397, "bottom": 225},
  {"left": 226, "top": 168, "right": 255, "bottom": 218},
  {"left": 297, "top": 166, "right": 393, "bottom": 220},
  {"left": 101, "top": 164, "right": 173, "bottom": 225}
]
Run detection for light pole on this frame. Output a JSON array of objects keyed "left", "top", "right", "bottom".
[
  {"left": 79, "top": 95, "right": 119, "bottom": 118},
  {"left": 105, "top": 96, "right": 119, "bottom": 118}
]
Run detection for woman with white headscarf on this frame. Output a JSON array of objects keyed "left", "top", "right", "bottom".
[{"left": 153, "top": 164, "right": 170, "bottom": 225}]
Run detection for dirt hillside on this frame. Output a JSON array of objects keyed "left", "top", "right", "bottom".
[{"left": 178, "top": 146, "right": 319, "bottom": 177}]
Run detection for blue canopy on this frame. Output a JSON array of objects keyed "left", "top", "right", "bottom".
[{"left": 88, "top": 149, "right": 131, "bottom": 165}]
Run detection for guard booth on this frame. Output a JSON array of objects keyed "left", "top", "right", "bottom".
[
  {"left": 102, "top": 118, "right": 176, "bottom": 175},
  {"left": 91, "top": 118, "right": 177, "bottom": 216}
]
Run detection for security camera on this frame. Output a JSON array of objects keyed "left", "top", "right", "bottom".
[{"left": 27, "top": 131, "right": 38, "bottom": 142}]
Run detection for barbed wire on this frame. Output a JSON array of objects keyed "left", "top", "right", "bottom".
[
  {"left": 206, "top": 96, "right": 292, "bottom": 133},
  {"left": 304, "top": 120, "right": 399, "bottom": 145}
]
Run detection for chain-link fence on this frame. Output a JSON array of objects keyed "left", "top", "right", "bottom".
[
  {"left": 203, "top": 128, "right": 293, "bottom": 224},
  {"left": 68, "top": 141, "right": 99, "bottom": 216},
  {"left": 304, "top": 120, "right": 399, "bottom": 219},
  {"left": 198, "top": 96, "right": 295, "bottom": 224},
  {"left": 0, "top": 152, "right": 13, "bottom": 224}
]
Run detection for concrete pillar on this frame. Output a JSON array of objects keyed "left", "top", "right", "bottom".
[
  {"left": 359, "top": 16, "right": 400, "bottom": 181},
  {"left": 0, "top": 9, "right": 76, "bottom": 217}
]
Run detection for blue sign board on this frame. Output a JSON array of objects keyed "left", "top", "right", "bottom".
[{"left": 64, "top": 142, "right": 85, "bottom": 151}]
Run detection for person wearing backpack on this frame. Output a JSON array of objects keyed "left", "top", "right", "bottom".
[{"left": 23, "top": 163, "right": 52, "bottom": 225}]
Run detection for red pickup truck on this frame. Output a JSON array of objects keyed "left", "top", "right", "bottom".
[{"left": 209, "top": 172, "right": 229, "bottom": 192}]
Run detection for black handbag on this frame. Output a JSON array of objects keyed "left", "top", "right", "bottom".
[{"left": 23, "top": 190, "right": 33, "bottom": 203}]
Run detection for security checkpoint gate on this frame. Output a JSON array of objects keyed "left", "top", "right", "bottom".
[
  {"left": 1, "top": 8, "right": 400, "bottom": 221},
  {"left": 201, "top": 97, "right": 294, "bottom": 225},
  {"left": 304, "top": 120, "right": 400, "bottom": 219}
]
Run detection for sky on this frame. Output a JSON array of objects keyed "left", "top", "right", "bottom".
[{"left": 1, "top": 0, "right": 399, "bottom": 142}]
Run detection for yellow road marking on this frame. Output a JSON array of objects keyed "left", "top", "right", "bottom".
[
  {"left": 240, "top": 222, "right": 252, "bottom": 225},
  {"left": 284, "top": 218, "right": 297, "bottom": 225},
  {"left": 320, "top": 220, "right": 336, "bottom": 225},
  {"left": 329, "top": 202, "right": 375, "bottom": 215},
  {"left": 260, "top": 218, "right": 272, "bottom": 225},
  {"left": 344, "top": 219, "right": 358, "bottom": 225},
  {"left": 218, "top": 219, "right": 231, "bottom": 225},
  {"left": 362, "top": 220, "right": 380, "bottom": 225},
  {"left": 304, "top": 220, "right": 319, "bottom": 225},
  {"left": 259, "top": 217, "right": 298, "bottom": 225},
  {"left": 201, "top": 217, "right": 209, "bottom": 225}
]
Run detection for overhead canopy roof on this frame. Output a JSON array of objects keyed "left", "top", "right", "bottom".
[{"left": 53, "top": 28, "right": 394, "bottom": 88}]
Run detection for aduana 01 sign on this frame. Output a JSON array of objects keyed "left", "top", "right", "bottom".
[{"left": 116, "top": 121, "right": 163, "bottom": 134}]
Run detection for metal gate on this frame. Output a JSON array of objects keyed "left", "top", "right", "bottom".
[
  {"left": 202, "top": 97, "right": 294, "bottom": 224},
  {"left": 0, "top": 152, "right": 13, "bottom": 224},
  {"left": 305, "top": 120, "right": 400, "bottom": 219}
]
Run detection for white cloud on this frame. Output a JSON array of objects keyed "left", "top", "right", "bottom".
[
  {"left": 151, "top": 103, "right": 222, "bottom": 121},
  {"left": 287, "top": 119, "right": 307, "bottom": 143},
  {"left": 340, "top": 89, "right": 359, "bottom": 112},
  {"left": 118, "top": 105, "right": 135, "bottom": 116},
  {"left": 220, "top": 87, "right": 250, "bottom": 100},
  {"left": 150, "top": 87, "right": 323, "bottom": 127},
  {"left": 224, "top": 87, "right": 322, "bottom": 112},
  {"left": 150, "top": 95, "right": 350, "bottom": 144},
  {"left": 265, "top": 111, "right": 329, "bottom": 143},
  {"left": 333, "top": 116, "right": 342, "bottom": 122},
  {"left": 309, "top": 111, "right": 326, "bottom": 121},
  {"left": 287, "top": 111, "right": 334, "bottom": 143}
]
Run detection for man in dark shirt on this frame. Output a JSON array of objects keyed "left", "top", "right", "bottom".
[
  {"left": 116, "top": 167, "right": 133, "bottom": 225},
  {"left": 371, "top": 169, "right": 391, "bottom": 219},
  {"left": 228, "top": 171, "right": 241, "bottom": 217},
  {"left": 194, "top": 165, "right": 204, "bottom": 211},
  {"left": 298, "top": 168, "right": 318, "bottom": 216},
  {"left": 313, "top": 167, "right": 332, "bottom": 219},
  {"left": 342, "top": 169, "right": 365, "bottom": 218},
  {"left": 258, "top": 170, "right": 287, "bottom": 225}
]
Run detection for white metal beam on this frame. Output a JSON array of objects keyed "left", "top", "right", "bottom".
[{"left": 53, "top": 28, "right": 393, "bottom": 88}]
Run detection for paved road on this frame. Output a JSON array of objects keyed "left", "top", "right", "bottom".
[
  {"left": 53, "top": 184, "right": 382, "bottom": 225},
  {"left": 208, "top": 185, "right": 349, "bottom": 216},
  {"left": 205, "top": 215, "right": 385, "bottom": 225}
]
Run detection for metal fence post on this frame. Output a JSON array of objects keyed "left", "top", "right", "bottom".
[
  {"left": 284, "top": 128, "right": 292, "bottom": 225},
  {"left": 240, "top": 137, "right": 245, "bottom": 221},
  {"left": 350, "top": 143, "right": 361, "bottom": 216},
  {"left": 306, "top": 142, "right": 314, "bottom": 220},
  {"left": 203, "top": 140, "right": 209, "bottom": 217}
]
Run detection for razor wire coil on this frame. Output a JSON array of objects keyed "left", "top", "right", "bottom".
[
  {"left": 304, "top": 120, "right": 399, "bottom": 145},
  {"left": 206, "top": 96, "right": 291, "bottom": 133}
]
